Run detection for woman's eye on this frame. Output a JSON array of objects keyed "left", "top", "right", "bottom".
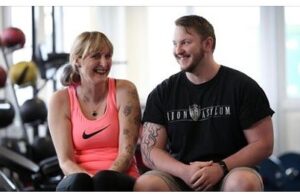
[{"left": 91, "top": 53, "right": 101, "bottom": 58}]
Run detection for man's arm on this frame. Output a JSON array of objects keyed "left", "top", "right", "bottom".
[
  {"left": 223, "top": 116, "right": 274, "bottom": 170},
  {"left": 189, "top": 116, "right": 273, "bottom": 191},
  {"left": 140, "top": 122, "right": 212, "bottom": 186}
]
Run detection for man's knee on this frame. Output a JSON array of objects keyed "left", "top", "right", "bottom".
[
  {"left": 134, "top": 174, "right": 170, "bottom": 191},
  {"left": 221, "top": 167, "right": 263, "bottom": 191}
]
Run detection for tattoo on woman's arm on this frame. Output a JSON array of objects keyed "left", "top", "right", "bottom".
[
  {"left": 123, "top": 105, "right": 132, "bottom": 116},
  {"left": 141, "top": 123, "right": 161, "bottom": 168}
]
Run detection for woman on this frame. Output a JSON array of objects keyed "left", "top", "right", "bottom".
[{"left": 48, "top": 31, "right": 141, "bottom": 191}]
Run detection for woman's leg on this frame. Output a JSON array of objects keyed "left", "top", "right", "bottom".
[
  {"left": 56, "top": 173, "right": 93, "bottom": 191},
  {"left": 93, "top": 170, "right": 135, "bottom": 191}
]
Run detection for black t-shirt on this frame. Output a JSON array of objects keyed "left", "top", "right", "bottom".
[{"left": 143, "top": 65, "right": 274, "bottom": 164}]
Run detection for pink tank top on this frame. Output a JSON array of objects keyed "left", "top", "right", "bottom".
[{"left": 68, "top": 78, "right": 139, "bottom": 178}]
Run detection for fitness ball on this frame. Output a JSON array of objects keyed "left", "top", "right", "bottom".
[
  {"left": 0, "top": 99, "right": 15, "bottom": 128},
  {"left": 9, "top": 61, "right": 38, "bottom": 87},
  {"left": 20, "top": 98, "right": 47, "bottom": 124},
  {"left": 0, "top": 27, "right": 26, "bottom": 48},
  {"left": 0, "top": 66, "right": 7, "bottom": 88}
]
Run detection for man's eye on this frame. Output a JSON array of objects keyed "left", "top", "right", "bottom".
[{"left": 183, "top": 41, "right": 190, "bottom": 45}]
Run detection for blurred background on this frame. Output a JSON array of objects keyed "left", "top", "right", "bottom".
[{"left": 0, "top": 6, "right": 300, "bottom": 191}]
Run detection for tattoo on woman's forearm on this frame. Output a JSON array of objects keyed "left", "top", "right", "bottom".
[
  {"left": 141, "top": 123, "right": 161, "bottom": 168},
  {"left": 125, "top": 144, "right": 135, "bottom": 155},
  {"left": 113, "top": 156, "right": 130, "bottom": 171}
]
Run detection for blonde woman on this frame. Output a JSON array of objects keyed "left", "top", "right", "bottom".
[{"left": 48, "top": 31, "right": 141, "bottom": 191}]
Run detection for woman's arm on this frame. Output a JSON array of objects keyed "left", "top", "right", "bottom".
[
  {"left": 48, "top": 89, "right": 90, "bottom": 176},
  {"left": 110, "top": 80, "right": 141, "bottom": 172}
]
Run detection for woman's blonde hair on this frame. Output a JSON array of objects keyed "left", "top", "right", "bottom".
[{"left": 60, "top": 31, "right": 113, "bottom": 86}]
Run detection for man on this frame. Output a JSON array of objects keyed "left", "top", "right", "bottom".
[{"left": 134, "top": 15, "right": 274, "bottom": 191}]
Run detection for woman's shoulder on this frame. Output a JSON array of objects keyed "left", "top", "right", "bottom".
[
  {"left": 115, "top": 78, "right": 137, "bottom": 92},
  {"left": 114, "top": 79, "right": 139, "bottom": 107},
  {"left": 49, "top": 87, "right": 69, "bottom": 105}
]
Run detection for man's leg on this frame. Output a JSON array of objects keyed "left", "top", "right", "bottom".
[
  {"left": 134, "top": 170, "right": 190, "bottom": 191},
  {"left": 221, "top": 167, "right": 264, "bottom": 191}
]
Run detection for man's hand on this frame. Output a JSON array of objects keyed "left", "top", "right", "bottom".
[
  {"left": 179, "top": 161, "right": 213, "bottom": 189},
  {"left": 190, "top": 162, "right": 224, "bottom": 191}
]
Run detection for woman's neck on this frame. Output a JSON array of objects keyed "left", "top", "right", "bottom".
[{"left": 78, "top": 79, "right": 108, "bottom": 104}]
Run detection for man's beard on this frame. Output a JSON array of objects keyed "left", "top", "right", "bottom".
[{"left": 182, "top": 51, "right": 204, "bottom": 73}]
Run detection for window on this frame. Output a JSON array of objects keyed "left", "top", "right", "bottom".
[
  {"left": 10, "top": 7, "right": 33, "bottom": 105},
  {"left": 285, "top": 7, "right": 300, "bottom": 98},
  {"left": 193, "top": 7, "right": 261, "bottom": 82}
]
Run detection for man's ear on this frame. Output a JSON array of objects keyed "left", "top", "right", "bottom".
[{"left": 203, "top": 37, "right": 214, "bottom": 52}]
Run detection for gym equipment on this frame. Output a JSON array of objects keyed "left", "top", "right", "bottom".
[
  {"left": 279, "top": 152, "right": 300, "bottom": 191},
  {"left": 31, "top": 136, "right": 56, "bottom": 163},
  {"left": 0, "top": 171, "right": 17, "bottom": 191},
  {"left": 0, "top": 146, "right": 62, "bottom": 191},
  {"left": 20, "top": 97, "right": 47, "bottom": 124},
  {"left": 0, "top": 27, "right": 25, "bottom": 48},
  {"left": 8, "top": 61, "right": 38, "bottom": 87},
  {"left": 258, "top": 156, "right": 287, "bottom": 191},
  {"left": 0, "top": 96, "right": 58, "bottom": 189},
  {"left": 0, "top": 66, "right": 7, "bottom": 88},
  {"left": 34, "top": 45, "right": 69, "bottom": 80},
  {"left": 0, "top": 99, "right": 15, "bottom": 128}
]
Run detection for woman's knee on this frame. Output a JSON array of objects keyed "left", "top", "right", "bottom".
[
  {"left": 56, "top": 173, "right": 93, "bottom": 191},
  {"left": 93, "top": 170, "right": 135, "bottom": 191},
  {"left": 221, "top": 167, "right": 263, "bottom": 191}
]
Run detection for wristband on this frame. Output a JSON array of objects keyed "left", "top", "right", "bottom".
[{"left": 217, "top": 160, "right": 229, "bottom": 176}]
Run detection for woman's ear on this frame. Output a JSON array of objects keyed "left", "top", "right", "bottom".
[{"left": 75, "top": 59, "right": 82, "bottom": 68}]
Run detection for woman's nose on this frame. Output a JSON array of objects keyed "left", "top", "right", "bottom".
[{"left": 99, "top": 56, "right": 111, "bottom": 68}]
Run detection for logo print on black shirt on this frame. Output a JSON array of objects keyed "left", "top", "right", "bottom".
[
  {"left": 189, "top": 104, "right": 201, "bottom": 121},
  {"left": 82, "top": 124, "right": 110, "bottom": 139}
]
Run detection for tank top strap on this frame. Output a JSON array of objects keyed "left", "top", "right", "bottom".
[
  {"left": 67, "top": 85, "right": 77, "bottom": 113},
  {"left": 107, "top": 78, "right": 117, "bottom": 109}
]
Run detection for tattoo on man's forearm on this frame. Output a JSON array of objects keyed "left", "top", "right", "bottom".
[{"left": 141, "top": 123, "right": 161, "bottom": 168}]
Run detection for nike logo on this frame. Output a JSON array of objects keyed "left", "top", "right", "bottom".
[{"left": 82, "top": 124, "right": 110, "bottom": 139}]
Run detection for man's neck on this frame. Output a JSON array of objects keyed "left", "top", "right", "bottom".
[{"left": 186, "top": 62, "right": 220, "bottom": 85}]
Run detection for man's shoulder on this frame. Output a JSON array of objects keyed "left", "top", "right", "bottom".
[
  {"left": 221, "top": 65, "right": 255, "bottom": 83},
  {"left": 159, "top": 71, "right": 184, "bottom": 87},
  {"left": 148, "top": 71, "right": 183, "bottom": 99}
]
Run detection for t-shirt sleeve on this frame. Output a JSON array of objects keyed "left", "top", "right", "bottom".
[
  {"left": 239, "top": 79, "right": 275, "bottom": 129},
  {"left": 142, "top": 86, "right": 166, "bottom": 126}
]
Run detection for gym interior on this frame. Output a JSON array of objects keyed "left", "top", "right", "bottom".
[{"left": 0, "top": 6, "right": 300, "bottom": 191}]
